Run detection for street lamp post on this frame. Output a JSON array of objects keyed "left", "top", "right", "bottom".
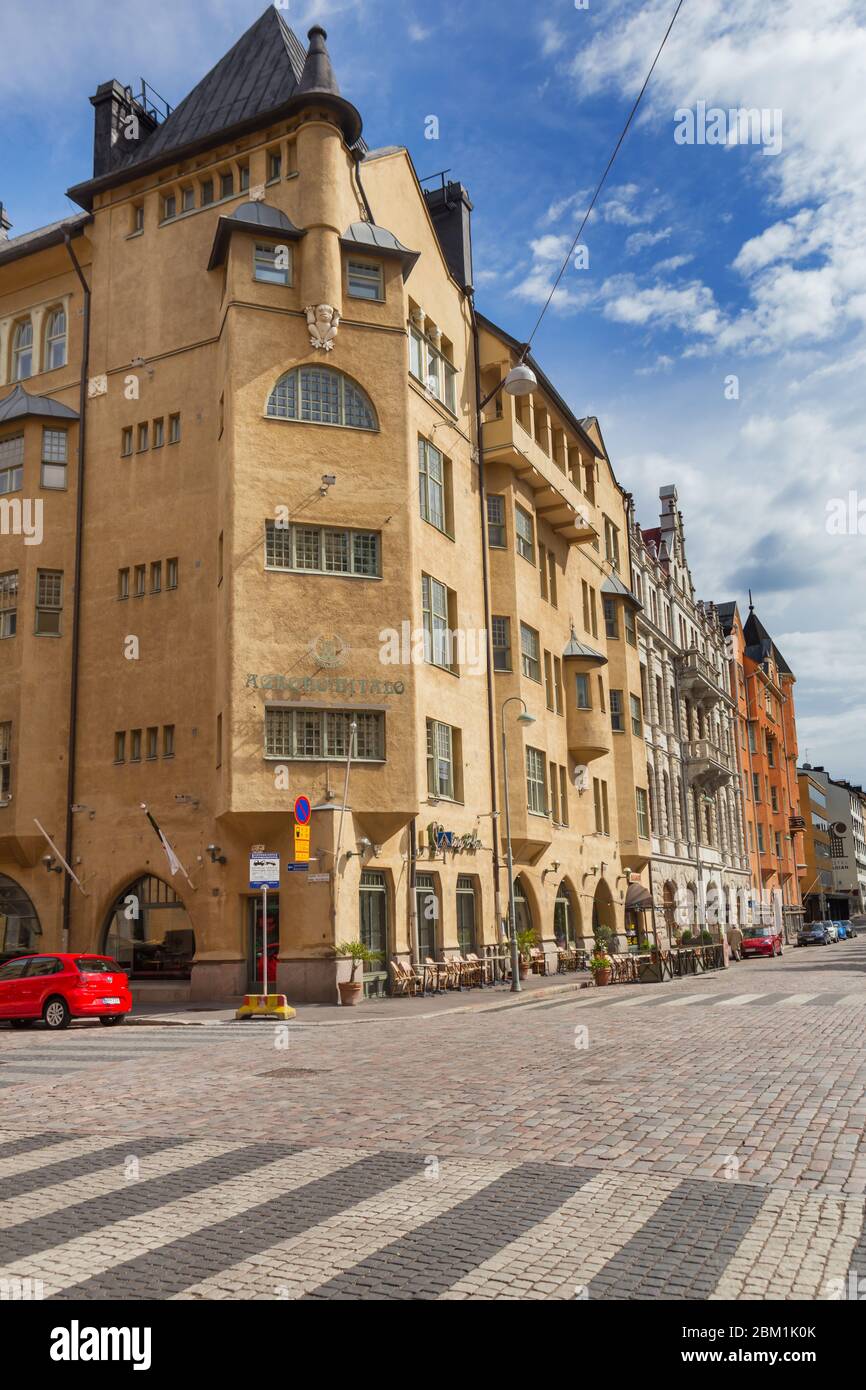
[{"left": 501, "top": 696, "right": 536, "bottom": 993}]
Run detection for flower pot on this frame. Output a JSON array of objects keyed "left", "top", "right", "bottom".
[
  {"left": 518, "top": 961, "right": 531, "bottom": 980},
  {"left": 592, "top": 967, "right": 612, "bottom": 987},
  {"left": 338, "top": 980, "right": 363, "bottom": 1007}
]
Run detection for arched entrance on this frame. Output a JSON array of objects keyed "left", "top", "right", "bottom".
[
  {"left": 102, "top": 875, "right": 195, "bottom": 980},
  {"left": 0, "top": 875, "right": 41, "bottom": 954},
  {"left": 662, "top": 880, "right": 678, "bottom": 939},
  {"left": 554, "top": 880, "right": 578, "bottom": 949},
  {"left": 512, "top": 875, "right": 533, "bottom": 938},
  {"left": 592, "top": 878, "right": 616, "bottom": 947}
]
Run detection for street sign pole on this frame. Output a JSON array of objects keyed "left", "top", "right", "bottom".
[{"left": 262, "top": 884, "right": 268, "bottom": 999}]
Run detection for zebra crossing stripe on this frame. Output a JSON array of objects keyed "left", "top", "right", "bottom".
[
  {"left": 609, "top": 995, "right": 662, "bottom": 1008},
  {"left": 663, "top": 994, "right": 712, "bottom": 1008},
  {"left": 712, "top": 1189, "right": 865, "bottom": 1300},
  {"left": 175, "top": 1154, "right": 517, "bottom": 1301},
  {"left": 0, "top": 1134, "right": 185, "bottom": 1201},
  {"left": 51, "top": 1150, "right": 424, "bottom": 1301},
  {"left": 775, "top": 994, "right": 820, "bottom": 1006},
  {"left": 715, "top": 994, "right": 767, "bottom": 1007}
]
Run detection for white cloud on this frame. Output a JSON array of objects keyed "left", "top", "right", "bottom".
[
  {"left": 653, "top": 253, "right": 694, "bottom": 273},
  {"left": 408, "top": 23, "right": 432, "bottom": 42},
  {"left": 626, "top": 227, "right": 672, "bottom": 255},
  {"left": 540, "top": 19, "right": 564, "bottom": 57}
]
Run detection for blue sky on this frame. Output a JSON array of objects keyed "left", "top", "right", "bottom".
[{"left": 3, "top": 0, "right": 865, "bottom": 781}]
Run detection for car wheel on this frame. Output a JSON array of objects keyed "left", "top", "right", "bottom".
[
  {"left": 10, "top": 1019, "right": 35, "bottom": 1029},
  {"left": 43, "top": 997, "right": 71, "bottom": 1031},
  {"left": 99, "top": 1016, "right": 124, "bottom": 1027}
]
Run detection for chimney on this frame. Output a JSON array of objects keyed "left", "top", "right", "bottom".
[
  {"left": 0, "top": 203, "right": 11, "bottom": 241},
  {"left": 90, "top": 80, "right": 158, "bottom": 179},
  {"left": 424, "top": 181, "right": 474, "bottom": 289}
]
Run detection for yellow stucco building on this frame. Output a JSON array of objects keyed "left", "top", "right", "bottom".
[{"left": 0, "top": 12, "right": 652, "bottom": 1002}]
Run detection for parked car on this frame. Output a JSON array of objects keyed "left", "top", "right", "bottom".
[
  {"left": 834, "top": 921, "right": 850, "bottom": 940},
  {"left": 797, "top": 923, "right": 830, "bottom": 946},
  {"left": 741, "top": 925, "right": 784, "bottom": 958},
  {"left": 825, "top": 922, "right": 839, "bottom": 942},
  {"left": 0, "top": 954, "right": 132, "bottom": 1030}
]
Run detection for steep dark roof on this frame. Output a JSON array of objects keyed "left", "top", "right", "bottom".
[
  {"left": 562, "top": 629, "right": 607, "bottom": 665},
  {"left": 715, "top": 601, "right": 738, "bottom": 636},
  {"left": 0, "top": 384, "right": 79, "bottom": 423},
  {"left": 68, "top": 13, "right": 362, "bottom": 209},
  {"left": 743, "top": 609, "right": 793, "bottom": 676},
  {"left": 601, "top": 572, "right": 642, "bottom": 609}
]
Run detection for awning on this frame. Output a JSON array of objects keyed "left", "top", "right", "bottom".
[{"left": 625, "top": 882, "right": 653, "bottom": 912}]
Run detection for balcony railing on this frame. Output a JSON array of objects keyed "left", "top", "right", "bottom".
[
  {"left": 685, "top": 739, "right": 735, "bottom": 789},
  {"left": 677, "top": 648, "right": 732, "bottom": 705},
  {"left": 481, "top": 396, "right": 597, "bottom": 547}
]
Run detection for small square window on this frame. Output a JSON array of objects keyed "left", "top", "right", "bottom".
[
  {"left": 254, "top": 242, "right": 291, "bottom": 286},
  {"left": 348, "top": 260, "right": 384, "bottom": 301}
]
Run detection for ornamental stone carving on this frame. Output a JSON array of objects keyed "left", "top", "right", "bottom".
[{"left": 305, "top": 303, "right": 340, "bottom": 351}]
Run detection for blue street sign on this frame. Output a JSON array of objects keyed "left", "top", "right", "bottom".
[
  {"left": 294, "top": 795, "right": 312, "bottom": 825},
  {"left": 285, "top": 863, "right": 310, "bottom": 874}
]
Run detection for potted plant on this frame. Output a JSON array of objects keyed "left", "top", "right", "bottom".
[
  {"left": 515, "top": 928, "right": 536, "bottom": 979},
  {"left": 590, "top": 952, "right": 612, "bottom": 987},
  {"left": 334, "top": 941, "right": 381, "bottom": 1006},
  {"left": 681, "top": 929, "right": 693, "bottom": 946}
]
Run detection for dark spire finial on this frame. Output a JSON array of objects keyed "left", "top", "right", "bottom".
[
  {"left": 748, "top": 589, "right": 754, "bottom": 613},
  {"left": 297, "top": 22, "right": 341, "bottom": 96}
]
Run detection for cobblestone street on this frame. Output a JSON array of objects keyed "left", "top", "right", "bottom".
[{"left": 2, "top": 940, "right": 866, "bottom": 1300}]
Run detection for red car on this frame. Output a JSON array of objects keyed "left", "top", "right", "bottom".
[
  {"left": 0, "top": 954, "right": 132, "bottom": 1030},
  {"left": 740, "top": 925, "right": 783, "bottom": 959}
]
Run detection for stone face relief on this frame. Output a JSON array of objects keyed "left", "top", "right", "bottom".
[{"left": 306, "top": 304, "right": 340, "bottom": 351}]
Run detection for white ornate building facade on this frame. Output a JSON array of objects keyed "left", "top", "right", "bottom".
[{"left": 631, "top": 486, "right": 751, "bottom": 943}]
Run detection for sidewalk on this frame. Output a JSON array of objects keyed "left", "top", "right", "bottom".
[{"left": 126, "top": 970, "right": 600, "bottom": 1026}]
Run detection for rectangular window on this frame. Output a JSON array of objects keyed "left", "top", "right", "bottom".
[
  {"left": 181, "top": 186, "right": 195, "bottom": 213},
  {"left": 559, "top": 765, "right": 569, "bottom": 826},
  {"left": 624, "top": 606, "right": 637, "bottom": 647},
  {"left": 121, "top": 427, "right": 133, "bottom": 458},
  {"left": 133, "top": 203, "right": 144, "bottom": 232},
  {"left": 408, "top": 325, "right": 457, "bottom": 412},
  {"left": 254, "top": 242, "right": 291, "bottom": 285},
  {"left": 757, "top": 824, "right": 766, "bottom": 854},
  {"left": 161, "top": 193, "right": 176, "bottom": 221},
  {"left": 604, "top": 516, "right": 620, "bottom": 570},
  {"left": 630, "top": 694, "right": 642, "bottom": 737},
  {"left": 549, "top": 760, "right": 559, "bottom": 824},
  {"left": 771, "top": 786, "right": 779, "bottom": 812},
  {"left": 168, "top": 414, "right": 181, "bottom": 444},
  {"left": 130, "top": 729, "right": 142, "bottom": 762},
  {"left": 604, "top": 597, "right": 618, "bottom": 639},
  {"left": 114, "top": 731, "right": 126, "bottom": 764},
  {"left": 752, "top": 771, "right": 761, "bottom": 802},
  {"left": 137, "top": 422, "right": 148, "bottom": 452},
  {"left": 547, "top": 549, "right": 557, "bottom": 607},
  {"left": 220, "top": 171, "right": 234, "bottom": 200},
  {"left": 0, "top": 722, "right": 11, "bottom": 798},
  {"left": 134, "top": 565, "right": 146, "bottom": 598},
  {"left": 216, "top": 712, "right": 222, "bottom": 769},
  {"left": 427, "top": 718, "right": 457, "bottom": 799},
  {"left": 348, "top": 260, "right": 384, "bottom": 301},
  {"left": 146, "top": 727, "right": 158, "bottom": 760},
  {"left": 0, "top": 571, "right": 18, "bottom": 639},
  {"left": 593, "top": 777, "right": 606, "bottom": 833},
  {"left": 200, "top": 178, "right": 214, "bottom": 206},
  {"left": 422, "top": 574, "right": 453, "bottom": 671},
  {"left": 544, "top": 651, "right": 554, "bottom": 710},
  {"left": 486, "top": 494, "right": 506, "bottom": 548},
  {"left": 238, "top": 163, "right": 250, "bottom": 192},
  {"left": 152, "top": 418, "right": 164, "bottom": 449},
  {"left": 610, "top": 689, "right": 625, "bottom": 732},
  {"left": 418, "top": 439, "right": 447, "bottom": 533},
  {"left": 491, "top": 615, "right": 511, "bottom": 671},
  {"left": 0, "top": 436, "right": 23, "bottom": 493},
  {"left": 163, "top": 725, "right": 175, "bottom": 758},
  {"left": 267, "top": 150, "right": 282, "bottom": 183},
  {"left": 515, "top": 504, "right": 535, "bottom": 563},
  {"left": 35, "top": 569, "right": 63, "bottom": 635},
  {"left": 265, "top": 521, "right": 380, "bottom": 577},
  {"left": 264, "top": 707, "right": 385, "bottom": 761},
  {"left": 539, "top": 544, "right": 548, "bottom": 601},
  {"left": 167, "top": 557, "right": 178, "bottom": 590},
  {"left": 636, "top": 787, "right": 650, "bottom": 839},
  {"left": 575, "top": 672, "right": 591, "bottom": 709},
  {"left": 554, "top": 656, "right": 563, "bottom": 715},
  {"left": 117, "top": 568, "right": 129, "bottom": 601},
  {"left": 520, "top": 623, "right": 541, "bottom": 682},
  {"left": 597, "top": 675, "right": 606, "bottom": 713},
  {"left": 40, "top": 428, "right": 68, "bottom": 488},
  {"left": 150, "top": 561, "right": 162, "bottom": 594},
  {"left": 526, "top": 747, "right": 547, "bottom": 815}
]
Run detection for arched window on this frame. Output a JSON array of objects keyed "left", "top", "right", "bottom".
[
  {"left": 266, "top": 366, "right": 377, "bottom": 431},
  {"left": 512, "top": 876, "right": 533, "bottom": 938},
  {"left": 44, "top": 308, "right": 67, "bottom": 371},
  {"left": 12, "top": 320, "right": 33, "bottom": 381},
  {"left": 0, "top": 874, "right": 42, "bottom": 952},
  {"left": 102, "top": 875, "right": 195, "bottom": 980},
  {"left": 554, "top": 881, "right": 576, "bottom": 949}
]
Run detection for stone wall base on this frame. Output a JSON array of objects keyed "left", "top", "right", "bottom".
[
  {"left": 276, "top": 957, "right": 341, "bottom": 1004},
  {"left": 190, "top": 959, "right": 246, "bottom": 1001}
]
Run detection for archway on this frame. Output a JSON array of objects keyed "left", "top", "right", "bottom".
[
  {"left": 102, "top": 875, "right": 195, "bottom": 980},
  {"left": 592, "top": 878, "right": 617, "bottom": 948},
  {"left": 553, "top": 879, "right": 579, "bottom": 949},
  {"left": 512, "top": 875, "right": 534, "bottom": 938},
  {"left": 662, "top": 880, "right": 678, "bottom": 940},
  {"left": 0, "top": 875, "right": 41, "bottom": 954}
]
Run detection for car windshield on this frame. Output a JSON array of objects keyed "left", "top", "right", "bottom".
[
  {"left": 74, "top": 958, "right": 120, "bottom": 974},
  {"left": 748, "top": 928, "right": 773, "bottom": 937}
]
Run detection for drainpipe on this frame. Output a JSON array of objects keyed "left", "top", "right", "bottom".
[
  {"left": 61, "top": 231, "right": 91, "bottom": 952},
  {"left": 467, "top": 291, "right": 503, "bottom": 946},
  {"left": 408, "top": 816, "right": 419, "bottom": 964},
  {"left": 352, "top": 151, "right": 375, "bottom": 225}
]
